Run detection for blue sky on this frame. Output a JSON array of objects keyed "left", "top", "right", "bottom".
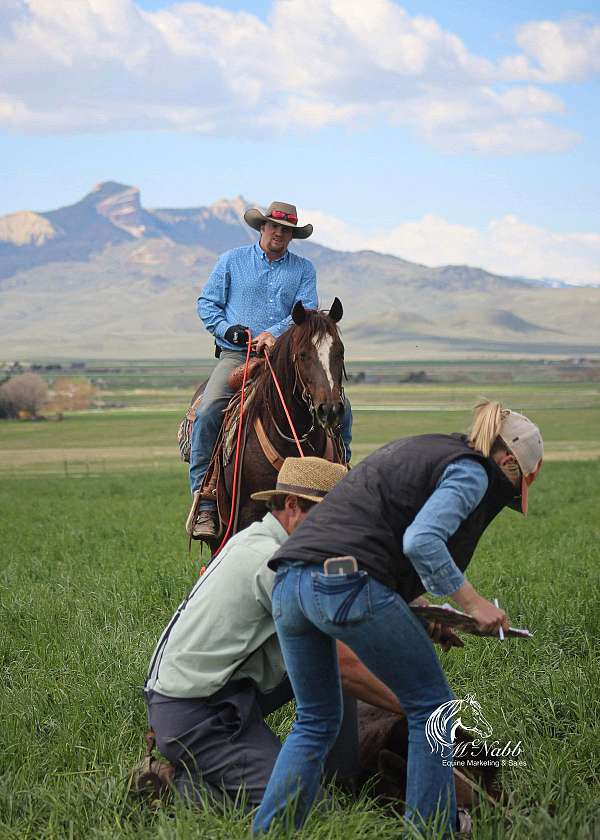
[{"left": 1, "top": 0, "right": 599, "bottom": 283}]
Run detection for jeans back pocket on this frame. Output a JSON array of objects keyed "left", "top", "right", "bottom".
[{"left": 311, "top": 570, "right": 371, "bottom": 625}]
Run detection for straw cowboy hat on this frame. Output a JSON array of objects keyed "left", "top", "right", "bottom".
[
  {"left": 251, "top": 456, "right": 347, "bottom": 504},
  {"left": 244, "top": 201, "right": 313, "bottom": 239}
]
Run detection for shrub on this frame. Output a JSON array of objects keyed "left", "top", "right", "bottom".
[{"left": 0, "top": 372, "right": 48, "bottom": 419}]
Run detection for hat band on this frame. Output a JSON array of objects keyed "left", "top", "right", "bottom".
[
  {"left": 269, "top": 209, "right": 298, "bottom": 223},
  {"left": 276, "top": 481, "right": 327, "bottom": 498}
]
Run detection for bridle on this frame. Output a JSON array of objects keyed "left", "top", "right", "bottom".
[
  {"left": 266, "top": 348, "right": 344, "bottom": 447},
  {"left": 292, "top": 343, "right": 346, "bottom": 414},
  {"left": 266, "top": 356, "right": 315, "bottom": 445}
]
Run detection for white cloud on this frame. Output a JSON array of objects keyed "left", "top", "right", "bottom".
[
  {"left": 304, "top": 208, "right": 600, "bottom": 286},
  {"left": 0, "top": 0, "right": 595, "bottom": 152},
  {"left": 444, "top": 117, "right": 577, "bottom": 156},
  {"left": 507, "top": 18, "right": 600, "bottom": 83},
  {"left": 384, "top": 86, "right": 577, "bottom": 154},
  {"left": 0, "top": 93, "right": 32, "bottom": 126}
]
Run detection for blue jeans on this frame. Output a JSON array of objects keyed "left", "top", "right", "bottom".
[{"left": 252, "top": 564, "right": 456, "bottom": 836}]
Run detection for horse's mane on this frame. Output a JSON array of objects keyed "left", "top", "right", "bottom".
[{"left": 248, "top": 309, "right": 341, "bottom": 420}]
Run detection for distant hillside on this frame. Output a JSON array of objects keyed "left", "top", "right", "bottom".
[{"left": 1, "top": 182, "right": 599, "bottom": 360}]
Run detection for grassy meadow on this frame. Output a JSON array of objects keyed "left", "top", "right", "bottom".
[
  {"left": 1, "top": 371, "right": 599, "bottom": 839},
  {"left": 1, "top": 378, "right": 599, "bottom": 475}
]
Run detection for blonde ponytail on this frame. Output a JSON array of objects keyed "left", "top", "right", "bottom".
[{"left": 468, "top": 398, "right": 510, "bottom": 456}]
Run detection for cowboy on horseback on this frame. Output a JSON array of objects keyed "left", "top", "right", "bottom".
[{"left": 187, "top": 200, "right": 352, "bottom": 541}]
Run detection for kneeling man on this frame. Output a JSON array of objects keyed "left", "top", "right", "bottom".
[{"left": 144, "top": 456, "right": 401, "bottom": 806}]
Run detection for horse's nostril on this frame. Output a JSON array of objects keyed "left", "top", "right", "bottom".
[
  {"left": 332, "top": 401, "right": 345, "bottom": 422},
  {"left": 316, "top": 403, "right": 328, "bottom": 421},
  {"left": 326, "top": 402, "right": 344, "bottom": 427},
  {"left": 316, "top": 402, "right": 345, "bottom": 428}
]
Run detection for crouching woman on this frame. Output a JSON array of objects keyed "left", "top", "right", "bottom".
[{"left": 253, "top": 400, "right": 543, "bottom": 836}]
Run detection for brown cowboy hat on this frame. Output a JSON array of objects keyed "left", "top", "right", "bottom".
[
  {"left": 244, "top": 201, "right": 313, "bottom": 239},
  {"left": 251, "top": 456, "right": 347, "bottom": 504}
]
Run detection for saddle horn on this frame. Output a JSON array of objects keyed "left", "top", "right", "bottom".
[
  {"left": 329, "top": 297, "right": 343, "bottom": 323},
  {"left": 292, "top": 300, "right": 307, "bottom": 325}
]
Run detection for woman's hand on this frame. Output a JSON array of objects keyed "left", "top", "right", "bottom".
[
  {"left": 468, "top": 599, "right": 509, "bottom": 635},
  {"left": 427, "top": 621, "right": 464, "bottom": 651},
  {"left": 451, "top": 580, "right": 510, "bottom": 636}
]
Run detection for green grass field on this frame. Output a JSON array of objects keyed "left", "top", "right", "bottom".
[
  {"left": 1, "top": 463, "right": 599, "bottom": 839},
  {"left": 1, "top": 377, "right": 599, "bottom": 475},
  {"left": 1, "top": 382, "right": 599, "bottom": 838}
]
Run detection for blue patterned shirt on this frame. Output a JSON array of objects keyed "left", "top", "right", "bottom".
[
  {"left": 197, "top": 241, "right": 318, "bottom": 351},
  {"left": 403, "top": 458, "right": 489, "bottom": 597}
]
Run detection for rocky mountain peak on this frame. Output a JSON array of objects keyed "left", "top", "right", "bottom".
[
  {"left": 87, "top": 182, "right": 146, "bottom": 237},
  {"left": 1, "top": 181, "right": 596, "bottom": 359},
  {"left": 208, "top": 195, "right": 250, "bottom": 219},
  {"left": 0, "top": 211, "right": 59, "bottom": 246},
  {"left": 87, "top": 181, "right": 137, "bottom": 202}
]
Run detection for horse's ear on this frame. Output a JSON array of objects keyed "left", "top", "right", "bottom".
[
  {"left": 329, "top": 297, "right": 343, "bottom": 323},
  {"left": 292, "top": 300, "right": 307, "bottom": 324}
]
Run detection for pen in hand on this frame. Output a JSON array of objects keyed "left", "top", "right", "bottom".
[{"left": 494, "top": 597, "right": 505, "bottom": 641}]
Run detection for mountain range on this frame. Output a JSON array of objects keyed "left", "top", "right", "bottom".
[{"left": 1, "top": 181, "right": 599, "bottom": 360}]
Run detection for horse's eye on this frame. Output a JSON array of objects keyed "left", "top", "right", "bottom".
[{"left": 298, "top": 352, "right": 307, "bottom": 362}]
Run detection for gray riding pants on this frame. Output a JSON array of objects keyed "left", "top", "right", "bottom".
[{"left": 146, "top": 678, "right": 359, "bottom": 809}]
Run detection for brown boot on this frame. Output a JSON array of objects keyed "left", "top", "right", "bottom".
[
  {"left": 186, "top": 493, "right": 218, "bottom": 539},
  {"left": 186, "top": 490, "right": 219, "bottom": 544},
  {"left": 190, "top": 509, "right": 218, "bottom": 541},
  {"left": 129, "top": 731, "right": 175, "bottom": 803},
  {"left": 130, "top": 756, "right": 175, "bottom": 800}
]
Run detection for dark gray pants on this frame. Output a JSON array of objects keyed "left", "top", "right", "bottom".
[{"left": 146, "top": 678, "right": 358, "bottom": 808}]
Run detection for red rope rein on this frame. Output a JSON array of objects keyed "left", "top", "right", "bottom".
[
  {"left": 209, "top": 329, "right": 254, "bottom": 560},
  {"left": 203, "top": 337, "right": 305, "bottom": 570},
  {"left": 264, "top": 349, "right": 305, "bottom": 458}
]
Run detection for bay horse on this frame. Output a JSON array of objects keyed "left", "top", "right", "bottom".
[{"left": 210, "top": 297, "right": 347, "bottom": 545}]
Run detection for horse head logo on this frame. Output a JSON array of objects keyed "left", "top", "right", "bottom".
[{"left": 425, "top": 694, "right": 493, "bottom": 756}]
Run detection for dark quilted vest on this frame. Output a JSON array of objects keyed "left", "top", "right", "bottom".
[{"left": 269, "top": 434, "right": 517, "bottom": 602}]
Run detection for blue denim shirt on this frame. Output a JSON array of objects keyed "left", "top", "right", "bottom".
[
  {"left": 197, "top": 242, "right": 318, "bottom": 351},
  {"left": 403, "top": 457, "right": 489, "bottom": 597}
]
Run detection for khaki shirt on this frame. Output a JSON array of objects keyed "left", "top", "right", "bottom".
[{"left": 146, "top": 513, "right": 287, "bottom": 698}]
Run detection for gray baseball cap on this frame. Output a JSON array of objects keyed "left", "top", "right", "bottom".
[{"left": 499, "top": 411, "right": 544, "bottom": 514}]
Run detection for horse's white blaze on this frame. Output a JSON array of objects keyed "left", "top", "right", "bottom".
[{"left": 313, "top": 333, "right": 334, "bottom": 391}]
